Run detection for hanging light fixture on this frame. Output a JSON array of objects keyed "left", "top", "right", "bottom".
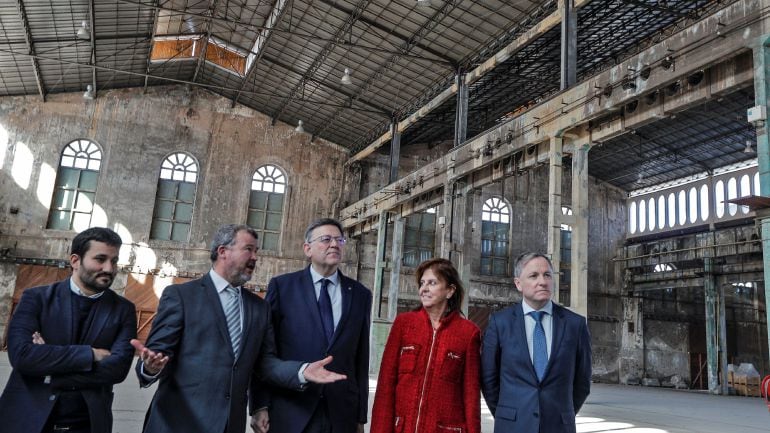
[
  {"left": 340, "top": 68, "right": 352, "bottom": 85},
  {"left": 744, "top": 139, "right": 755, "bottom": 154},
  {"left": 295, "top": 120, "right": 305, "bottom": 133},
  {"left": 83, "top": 84, "right": 95, "bottom": 100},
  {"left": 76, "top": 20, "right": 90, "bottom": 40}
]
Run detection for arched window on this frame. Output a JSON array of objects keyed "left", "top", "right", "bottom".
[
  {"left": 754, "top": 173, "right": 760, "bottom": 195},
  {"left": 648, "top": 197, "right": 656, "bottom": 231},
  {"left": 688, "top": 187, "right": 698, "bottom": 224},
  {"left": 248, "top": 165, "right": 286, "bottom": 251},
  {"left": 47, "top": 139, "right": 102, "bottom": 231},
  {"left": 629, "top": 201, "right": 637, "bottom": 234},
  {"left": 677, "top": 190, "right": 687, "bottom": 225},
  {"left": 654, "top": 263, "right": 675, "bottom": 272},
  {"left": 715, "top": 180, "right": 725, "bottom": 218},
  {"left": 699, "top": 185, "right": 709, "bottom": 221},
  {"left": 667, "top": 193, "right": 676, "bottom": 228},
  {"left": 403, "top": 207, "right": 437, "bottom": 267},
  {"left": 740, "top": 174, "right": 751, "bottom": 214},
  {"left": 658, "top": 196, "right": 666, "bottom": 229},
  {"left": 727, "top": 177, "right": 738, "bottom": 216},
  {"left": 481, "top": 197, "right": 510, "bottom": 276},
  {"left": 639, "top": 199, "right": 646, "bottom": 232},
  {"left": 150, "top": 152, "right": 198, "bottom": 241}
]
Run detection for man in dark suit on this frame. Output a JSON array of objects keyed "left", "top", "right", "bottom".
[
  {"left": 0, "top": 227, "right": 137, "bottom": 433},
  {"left": 481, "top": 252, "right": 592, "bottom": 433},
  {"left": 131, "top": 224, "right": 344, "bottom": 433},
  {"left": 258, "top": 218, "right": 372, "bottom": 433}
]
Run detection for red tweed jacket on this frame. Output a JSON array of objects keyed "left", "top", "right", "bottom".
[{"left": 371, "top": 308, "right": 481, "bottom": 433}]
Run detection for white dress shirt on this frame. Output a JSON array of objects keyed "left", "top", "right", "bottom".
[{"left": 521, "top": 300, "right": 554, "bottom": 364}]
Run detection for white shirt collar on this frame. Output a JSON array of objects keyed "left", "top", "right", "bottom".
[
  {"left": 209, "top": 269, "right": 238, "bottom": 293},
  {"left": 309, "top": 266, "right": 339, "bottom": 286},
  {"left": 522, "top": 299, "right": 553, "bottom": 316},
  {"left": 69, "top": 277, "right": 104, "bottom": 299}
]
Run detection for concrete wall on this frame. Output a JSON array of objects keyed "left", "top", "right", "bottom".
[{"left": 0, "top": 85, "right": 354, "bottom": 321}]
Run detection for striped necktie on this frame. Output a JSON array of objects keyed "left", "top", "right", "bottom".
[{"left": 224, "top": 285, "right": 242, "bottom": 358}]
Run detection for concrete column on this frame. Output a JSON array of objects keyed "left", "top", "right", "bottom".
[
  {"left": 454, "top": 71, "right": 468, "bottom": 147},
  {"left": 439, "top": 181, "right": 455, "bottom": 259},
  {"left": 703, "top": 257, "right": 720, "bottom": 394},
  {"left": 751, "top": 37, "right": 770, "bottom": 369},
  {"left": 718, "top": 282, "right": 729, "bottom": 395},
  {"left": 560, "top": 0, "right": 576, "bottom": 89},
  {"left": 547, "top": 136, "right": 563, "bottom": 304},
  {"left": 372, "top": 211, "right": 389, "bottom": 320},
  {"left": 389, "top": 120, "right": 401, "bottom": 184},
  {"left": 387, "top": 215, "right": 404, "bottom": 321},
  {"left": 570, "top": 143, "right": 589, "bottom": 316},
  {"left": 619, "top": 282, "right": 644, "bottom": 384}
]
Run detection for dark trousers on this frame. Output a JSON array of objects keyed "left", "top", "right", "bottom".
[{"left": 301, "top": 400, "right": 332, "bottom": 433}]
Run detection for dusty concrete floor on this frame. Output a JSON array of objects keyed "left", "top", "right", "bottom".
[{"left": 0, "top": 352, "right": 767, "bottom": 433}]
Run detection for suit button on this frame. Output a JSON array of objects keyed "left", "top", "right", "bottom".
[
  {"left": 225, "top": 394, "right": 230, "bottom": 400},
  {"left": 49, "top": 395, "right": 56, "bottom": 401}
]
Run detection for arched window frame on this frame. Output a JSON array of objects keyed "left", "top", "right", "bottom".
[
  {"left": 480, "top": 197, "right": 511, "bottom": 277},
  {"left": 150, "top": 152, "right": 199, "bottom": 242},
  {"left": 47, "top": 139, "right": 103, "bottom": 231},
  {"left": 247, "top": 164, "right": 287, "bottom": 251}
]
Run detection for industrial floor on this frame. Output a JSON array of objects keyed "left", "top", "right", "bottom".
[{"left": 0, "top": 352, "right": 766, "bottom": 433}]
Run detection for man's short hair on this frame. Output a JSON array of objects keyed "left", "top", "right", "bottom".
[
  {"left": 513, "top": 252, "right": 554, "bottom": 278},
  {"left": 303, "top": 218, "right": 344, "bottom": 243},
  {"left": 210, "top": 224, "right": 259, "bottom": 261},
  {"left": 71, "top": 227, "right": 123, "bottom": 257}
]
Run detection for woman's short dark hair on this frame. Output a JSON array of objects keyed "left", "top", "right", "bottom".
[{"left": 415, "top": 258, "right": 465, "bottom": 314}]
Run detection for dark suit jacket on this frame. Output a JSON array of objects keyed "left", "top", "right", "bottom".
[
  {"left": 258, "top": 267, "right": 372, "bottom": 433},
  {"left": 0, "top": 280, "right": 137, "bottom": 433},
  {"left": 481, "top": 302, "right": 592, "bottom": 433},
  {"left": 136, "top": 274, "right": 303, "bottom": 433}
]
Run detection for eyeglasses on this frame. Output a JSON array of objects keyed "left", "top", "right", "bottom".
[{"left": 309, "top": 235, "right": 347, "bottom": 246}]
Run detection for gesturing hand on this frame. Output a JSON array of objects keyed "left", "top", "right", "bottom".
[
  {"left": 130, "top": 339, "right": 170, "bottom": 375},
  {"left": 302, "top": 356, "right": 347, "bottom": 383},
  {"left": 32, "top": 331, "right": 45, "bottom": 345}
]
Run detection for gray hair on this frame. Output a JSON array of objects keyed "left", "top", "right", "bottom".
[
  {"left": 210, "top": 224, "right": 259, "bottom": 261},
  {"left": 513, "top": 252, "right": 554, "bottom": 278},
  {"left": 303, "top": 218, "right": 344, "bottom": 243}
]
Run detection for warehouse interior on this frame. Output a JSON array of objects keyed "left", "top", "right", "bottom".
[{"left": 0, "top": 0, "right": 768, "bottom": 396}]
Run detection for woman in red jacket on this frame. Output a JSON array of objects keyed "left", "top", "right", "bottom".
[{"left": 371, "top": 258, "right": 481, "bottom": 433}]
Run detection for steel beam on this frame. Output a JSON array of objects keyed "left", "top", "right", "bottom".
[
  {"left": 560, "top": 0, "right": 576, "bottom": 89},
  {"left": 312, "top": 0, "right": 460, "bottom": 140},
  {"left": 704, "top": 256, "right": 719, "bottom": 393},
  {"left": 143, "top": 0, "right": 161, "bottom": 90},
  {"left": 191, "top": 0, "right": 219, "bottom": 83},
  {"left": 570, "top": 142, "right": 589, "bottom": 316},
  {"left": 372, "top": 210, "right": 389, "bottom": 319},
  {"left": 454, "top": 71, "right": 468, "bottom": 147},
  {"left": 349, "top": 0, "right": 592, "bottom": 162},
  {"left": 15, "top": 0, "right": 45, "bottom": 100},
  {"left": 389, "top": 120, "right": 401, "bottom": 184},
  {"left": 341, "top": 0, "right": 761, "bottom": 233},
  {"left": 89, "top": 0, "right": 96, "bottom": 99}
]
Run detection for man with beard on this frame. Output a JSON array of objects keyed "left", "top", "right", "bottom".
[
  {"left": 0, "top": 227, "right": 137, "bottom": 433},
  {"left": 256, "top": 218, "right": 372, "bottom": 433},
  {"left": 131, "top": 224, "right": 345, "bottom": 433}
]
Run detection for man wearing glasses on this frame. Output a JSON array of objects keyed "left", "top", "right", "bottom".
[{"left": 253, "top": 218, "right": 372, "bottom": 433}]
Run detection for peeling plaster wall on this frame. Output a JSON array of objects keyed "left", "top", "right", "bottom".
[
  {"left": 0, "top": 85, "right": 350, "bottom": 308},
  {"left": 644, "top": 320, "right": 690, "bottom": 381}
]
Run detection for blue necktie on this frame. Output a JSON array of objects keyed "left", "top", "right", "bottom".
[
  {"left": 529, "top": 311, "right": 548, "bottom": 381},
  {"left": 318, "top": 279, "right": 334, "bottom": 344}
]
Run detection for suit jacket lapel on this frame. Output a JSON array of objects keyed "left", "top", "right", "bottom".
[
  {"left": 80, "top": 290, "right": 116, "bottom": 344},
  {"left": 329, "top": 271, "right": 353, "bottom": 347},
  {"left": 301, "top": 267, "right": 327, "bottom": 344},
  {"left": 202, "top": 275, "right": 235, "bottom": 358},
  {"left": 52, "top": 281, "right": 76, "bottom": 344},
  {"left": 546, "top": 303, "right": 567, "bottom": 380},
  {"left": 512, "top": 304, "right": 538, "bottom": 383},
  {"left": 238, "top": 291, "right": 253, "bottom": 361}
]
